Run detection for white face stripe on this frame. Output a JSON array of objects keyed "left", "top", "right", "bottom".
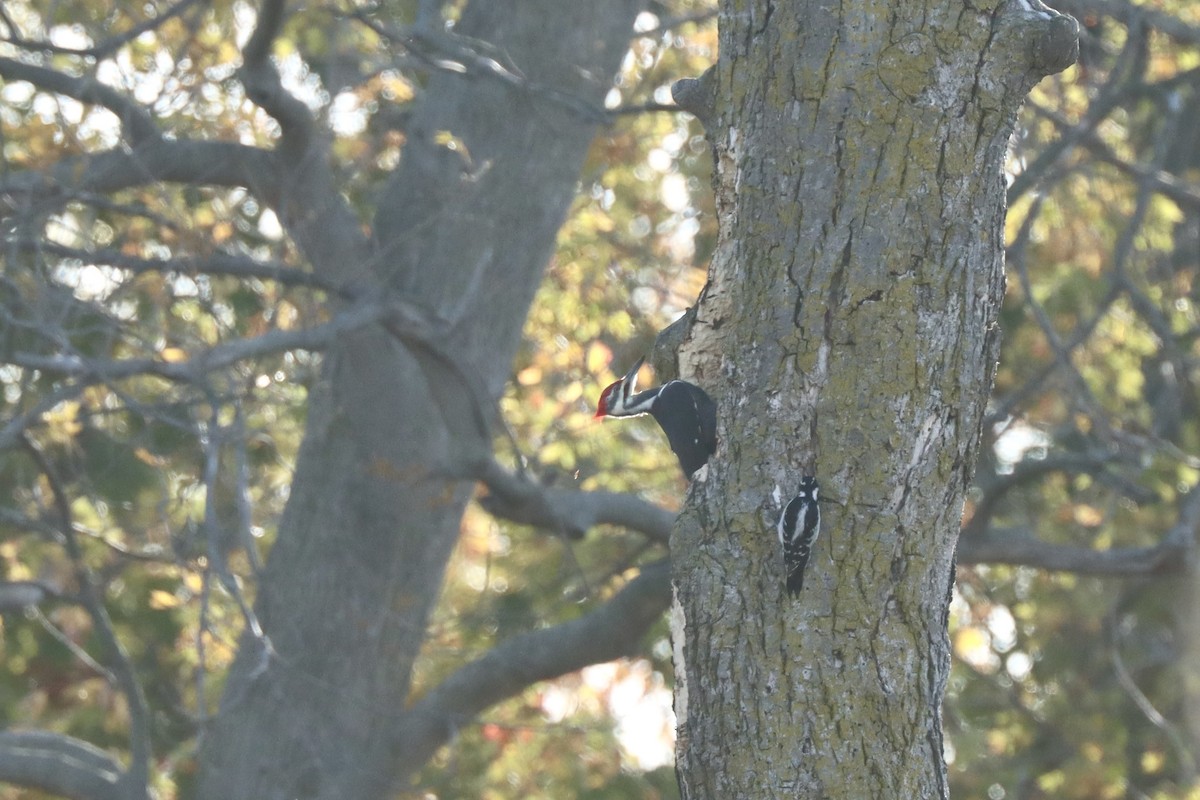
[{"left": 610, "top": 359, "right": 644, "bottom": 413}]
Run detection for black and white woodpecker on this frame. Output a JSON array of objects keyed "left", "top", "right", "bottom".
[
  {"left": 778, "top": 476, "right": 821, "bottom": 596},
  {"left": 594, "top": 357, "right": 717, "bottom": 479}
]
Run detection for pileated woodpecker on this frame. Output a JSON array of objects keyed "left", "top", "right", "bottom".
[{"left": 594, "top": 357, "right": 717, "bottom": 479}]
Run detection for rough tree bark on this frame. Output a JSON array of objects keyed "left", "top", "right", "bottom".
[
  {"left": 668, "top": 1, "right": 1077, "bottom": 797},
  {"left": 194, "top": 2, "right": 643, "bottom": 798}
]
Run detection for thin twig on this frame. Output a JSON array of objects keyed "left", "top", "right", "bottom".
[
  {"left": 6, "top": 299, "right": 389, "bottom": 385},
  {"left": 1011, "top": 206, "right": 1114, "bottom": 438},
  {"left": 231, "top": 403, "right": 263, "bottom": 575},
  {"left": 1109, "top": 603, "right": 1198, "bottom": 781},
  {"left": 1008, "top": 16, "right": 1148, "bottom": 203},
  {"left": 0, "top": 0, "right": 206, "bottom": 59},
  {"left": 196, "top": 562, "right": 212, "bottom": 719},
  {"left": 200, "top": 405, "right": 266, "bottom": 641},
  {"left": 18, "top": 435, "right": 152, "bottom": 797},
  {"left": 346, "top": 9, "right": 616, "bottom": 124},
  {"left": 29, "top": 606, "right": 115, "bottom": 682},
  {"left": 20, "top": 242, "right": 349, "bottom": 297}
]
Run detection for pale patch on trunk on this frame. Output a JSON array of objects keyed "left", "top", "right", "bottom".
[
  {"left": 669, "top": 584, "right": 689, "bottom": 730},
  {"left": 890, "top": 411, "right": 946, "bottom": 508}
]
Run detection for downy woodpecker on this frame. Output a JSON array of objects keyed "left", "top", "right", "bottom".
[
  {"left": 594, "top": 357, "right": 717, "bottom": 479},
  {"left": 778, "top": 476, "right": 821, "bottom": 596}
]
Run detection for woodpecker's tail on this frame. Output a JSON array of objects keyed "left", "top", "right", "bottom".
[{"left": 785, "top": 568, "right": 805, "bottom": 597}]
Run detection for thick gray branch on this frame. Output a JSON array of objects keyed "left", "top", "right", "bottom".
[
  {"left": 475, "top": 458, "right": 674, "bottom": 543},
  {"left": 960, "top": 487, "right": 1200, "bottom": 575},
  {"left": 0, "top": 731, "right": 124, "bottom": 800},
  {"left": 238, "top": 0, "right": 315, "bottom": 147},
  {"left": 232, "top": 0, "right": 374, "bottom": 290},
  {"left": 966, "top": 451, "right": 1153, "bottom": 538},
  {"left": 0, "top": 11, "right": 369, "bottom": 292},
  {"left": 391, "top": 559, "right": 671, "bottom": 783},
  {"left": 0, "top": 140, "right": 278, "bottom": 209},
  {"left": 0, "top": 580, "right": 58, "bottom": 610},
  {"left": 0, "top": 57, "right": 159, "bottom": 145},
  {"left": 959, "top": 528, "right": 1186, "bottom": 575}
]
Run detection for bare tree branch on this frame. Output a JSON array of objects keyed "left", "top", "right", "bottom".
[
  {"left": 959, "top": 527, "right": 1185, "bottom": 575},
  {"left": 1109, "top": 603, "right": 1198, "bottom": 782},
  {"left": 200, "top": 405, "right": 267, "bottom": 642},
  {"left": 0, "top": 39, "right": 369, "bottom": 291},
  {"left": 390, "top": 559, "right": 671, "bottom": 784},
  {"left": 1027, "top": 100, "right": 1200, "bottom": 212},
  {"left": 0, "top": 580, "right": 58, "bottom": 610},
  {"left": 18, "top": 437, "right": 152, "bottom": 798},
  {"left": 30, "top": 607, "right": 115, "bottom": 682},
  {"left": 0, "top": 57, "right": 159, "bottom": 145},
  {"left": 377, "top": 305, "right": 499, "bottom": 451},
  {"left": 0, "top": 296, "right": 487, "bottom": 461},
  {"left": 474, "top": 457, "right": 674, "bottom": 544},
  {"left": 22, "top": 243, "right": 348, "bottom": 296},
  {"left": 0, "top": 140, "right": 279, "bottom": 212},
  {"left": 346, "top": 9, "right": 615, "bottom": 124},
  {"left": 0, "top": 133, "right": 367, "bottom": 299},
  {"left": 966, "top": 452, "right": 1151, "bottom": 539},
  {"left": 959, "top": 485, "right": 1200, "bottom": 575},
  {"left": 607, "top": 101, "right": 681, "bottom": 116},
  {"left": 6, "top": 300, "right": 389, "bottom": 386},
  {"left": 0, "top": 383, "right": 94, "bottom": 455},
  {"left": 1011, "top": 228, "right": 1115, "bottom": 436},
  {"left": 984, "top": 283, "right": 1121, "bottom": 427},
  {"left": 0, "top": 0, "right": 206, "bottom": 60},
  {"left": 0, "top": 731, "right": 124, "bottom": 800},
  {"left": 233, "top": 0, "right": 377, "bottom": 290},
  {"left": 1056, "top": 0, "right": 1200, "bottom": 46},
  {"left": 239, "top": 0, "right": 316, "bottom": 149},
  {"left": 1007, "top": 17, "right": 1147, "bottom": 204},
  {"left": 230, "top": 403, "right": 263, "bottom": 575}
]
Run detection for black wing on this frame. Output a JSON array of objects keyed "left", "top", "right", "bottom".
[
  {"left": 650, "top": 380, "right": 718, "bottom": 479},
  {"left": 781, "top": 479, "right": 820, "bottom": 596}
]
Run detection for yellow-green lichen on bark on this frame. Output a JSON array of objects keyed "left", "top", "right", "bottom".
[{"left": 670, "top": 1, "right": 1078, "bottom": 798}]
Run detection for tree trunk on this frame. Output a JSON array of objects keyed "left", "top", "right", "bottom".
[
  {"left": 669, "top": 2, "right": 1077, "bottom": 797},
  {"left": 195, "top": 3, "right": 641, "bottom": 798}
]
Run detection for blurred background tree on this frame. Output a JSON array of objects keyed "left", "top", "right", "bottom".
[
  {"left": 0, "top": 0, "right": 1196, "bottom": 798},
  {"left": 949, "top": 2, "right": 1200, "bottom": 797}
]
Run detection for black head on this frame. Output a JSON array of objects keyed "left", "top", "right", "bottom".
[{"left": 797, "top": 476, "right": 818, "bottom": 500}]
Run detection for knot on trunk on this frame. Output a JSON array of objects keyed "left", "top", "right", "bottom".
[
  {"left": 671, "top": 66, "right": 718, "bottom": 131},
  {"left": 1030, "top": 11, "right": 1080, "bottom": 77}
]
